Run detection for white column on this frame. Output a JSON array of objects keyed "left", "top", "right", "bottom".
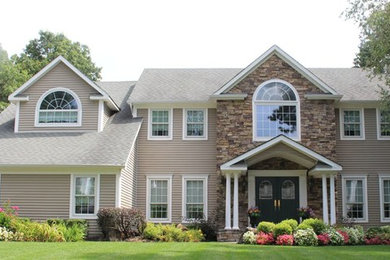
[
  {"left": 233, "top": 172, "right": 239, "bottom": 230},
  {"left": 322, "top": 174, "right": 329, "bottom": 224},
  {"left": 225, "top": 173, "right": 231, "bottom": 229},
  {"left": 330, "top": 175, "right": 336, "bottom": 225}
]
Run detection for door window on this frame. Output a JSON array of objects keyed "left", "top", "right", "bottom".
[
  {"left": 259, "top": 180, "right": 273, "bottom": 199},
  {"left": 281, "top": 180, "right": 295, "bottom": 200}
]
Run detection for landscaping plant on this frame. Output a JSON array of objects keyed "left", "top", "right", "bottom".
[
  {"left": 256, "top": 232, "right": 274, "bottom": 245},
  {"left": 273, "top": 222, "right": 293, "bottom": 238},
  {"left": 142, "top": 223, "right": 204, "bottom": 242},
  {"left": 294, "top": 229, "right": 318, "bottom": 246},
  {"left": 280, "top": 219, "right": 298, "bottom": 231},
  {"left": 257, "top": 221, "right": 275, "bottom": 234},
  {"left": 276, "top": 234, "right": 294, "bottom": 246},
  {"left": 242, "top": 231, "right": 257, "bottom": 244},
  {"left": 317, "top": 233, "right": 330, "bottom": 246},
  {"left": 299, "top": 218, "right": 327, "bottom": 234},
  {"left": 326, "top": 228, "right": 344, "bottom": 245}
]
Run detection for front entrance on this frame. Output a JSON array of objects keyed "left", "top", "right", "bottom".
[{"left": 255, "top": 177, "right": 299, "bottom": 223}]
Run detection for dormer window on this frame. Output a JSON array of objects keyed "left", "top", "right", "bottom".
[
  {"left": 253, "top": 79, "right": 300, "bottom": 141},
  {"left": 35, "top": 88, "right": 82, "bottom": 127}
]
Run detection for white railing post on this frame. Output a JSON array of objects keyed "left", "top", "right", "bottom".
[
  {"left": 233, "top": 172, "right": 239, "bottom": 230},
  {"left": 322, "top": 174, "right": 329, "bottom": 224},
  {"left": 330, "top": 174, "right": 336, "bottom": 225},
  {"left": 225, "top": 173, "right": 231, "bottom": 229}
]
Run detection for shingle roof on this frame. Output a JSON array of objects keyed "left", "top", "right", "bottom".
[
  {"left": 130, "top": 68, "right": 386, "bottom": 103},
  {"left": 0, "top": 81, "right": 141, "bottom": 167}
]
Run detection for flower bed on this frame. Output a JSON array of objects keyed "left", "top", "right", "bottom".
[{"left": 242, "top": 218, "right": 390, "bottom": 246}]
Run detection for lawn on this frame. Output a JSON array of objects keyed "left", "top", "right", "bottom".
[{"left": 0, "top": 242, "right": 389, "bottom": 260}]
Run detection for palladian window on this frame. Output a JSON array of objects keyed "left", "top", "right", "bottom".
[
  {"left": 253, "top": 79, "right": 300, "bottom": 140},
  {"left": 36, "top": 88, "right": 81, "bottom": 126}
]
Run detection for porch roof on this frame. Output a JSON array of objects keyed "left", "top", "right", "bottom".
[{"left": 220, "top": 135, "right": 342, "bottom": 175}]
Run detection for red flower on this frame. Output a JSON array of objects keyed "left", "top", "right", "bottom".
[
  {"left": 276, "top": 234, "right": 294, "bottom": 246},
  {"left": 337, "top": 230, "right": 349, "bottom": 244},
  {"left": 11, "top": 206, "right": 20, "bottom": 211},
  {"left": 318, "top": 233, "right": 330, "bottom": 246},
  {"left": 256, "top": 232, "right": 274, "bottom": 245}
]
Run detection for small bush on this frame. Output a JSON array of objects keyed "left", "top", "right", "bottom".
[
  {"left": 142, "top": 223, "right": 203, "bottom": 242},
  {"left": 280, "top": 219, "right": 298, "bottom": 231},
  {"left": 257, "top": 221, "right": 275, "bottom": 234},
  {"left": 47, "top": 219, "right": 87, "bottom": 242},
  {"left": 11, "top": 219, "right": 65, "bottom": 242},
  {"left": 186, "top": 216, "right": 218, "bottom": 241},
  {"left": 97, "top": 207, "right": 146, "bottom": 240},
  {"left": 0, "top": 212, "right": 12, "bottom": 230},
  {"left": 0, "top": 226, "right": 24, "bottom": 241},
  {"left": 294, "top": 229, "right": 318, "bottom": 246},
  {"left": 273, "top": 223, "right": 293, "bottom": 238},
  {"left": 326, "top": 228, "right": 344, "bottom": 245},
  {"left": 317, "top": 233, "right": 330, "bottom": 245},
  {"left": 276, "top": 234, "right": 294, "bottom": 246},
  {"left": 297, "top": 223, "right": 313, "bottom": 230},
  {"left": 242, "top": 231, "right": 256, "bottom": 244},
  {"left": 256, "top": 232, "right": 274, "bottom": 245},
  {"left": 337, "top": 230, "right": 349, "bottom": 244},
  {"left": 300, "top": 218, "right": 327, "bottom": 234}
]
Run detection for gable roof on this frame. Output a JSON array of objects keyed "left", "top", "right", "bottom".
[
  {"left": 8, "top": 56, "right": 119, "bottom": 111},
  {"left": 220, "top": 135, "right": 342, "bottom": 173},
  {"left": 213, "top": 45, "right": 339, "bottom": 96},
  {"left": 0, "top": 81, "right": 140, "bottom": 168}
]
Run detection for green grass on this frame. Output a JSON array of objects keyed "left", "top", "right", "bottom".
[{"left": 0, "top": 242, "right": 389, "bottom": 260}]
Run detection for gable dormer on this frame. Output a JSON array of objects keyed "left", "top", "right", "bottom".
[{"left": 8, "top": 56, "right": 119, "bottom": 133}]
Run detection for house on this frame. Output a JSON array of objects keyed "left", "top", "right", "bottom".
[{"left": 0, "top": 45, "right": 389, "bottom": 241}]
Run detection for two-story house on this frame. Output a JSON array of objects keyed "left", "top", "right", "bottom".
[{"left": 0, "top": 45, "right": 389, "bottom": 241}]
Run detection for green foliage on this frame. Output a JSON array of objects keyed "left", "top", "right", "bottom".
[
  {"left": 341, "top": 226, "right": 365, "bottom": 245},
  {"left": 280, "top": 219, "right": 298, "bottom": 231},
  {"left": 47, "top": 219, "right": 87, "bottom": 242},
  {"left": 0, "top": 212, "right": 12, "bottom": 229},
  {"left": 10, "top": 218, "right": 65, "bottom": 242},
  {"left": 273, "top": 223, "right": 293, "bottom": 238},
  {"left": 366, "top": 225, "right": 390, "bottom": 238},
  {"left": 142, "top": 223, "right": 204, "bottom": 242},
  {"left": 0, "top": 44, "right": 8, "bottom": 64},
  {"left": 0, "top": 31, "right": 101, "bottom": 106},
  {"left": 257, "top": 221, "right": 276, "bottom": 234},
  {"left": 297, "top": 223, "right": 313, "bottom": 230},
  {"left": 300, "top": 218, "right": 327, "bottom": 234},
  {"left": 186, "top": 216, "right": 218, "bottom": 241},
  {"left": 326, "top": 227, "right": 345, "bottom": 245},
  {"left": 97, "top": 207, "right": 146, "bottom": 240},
  {"left": 294, "top": 229, "right": 318, "bottom": 246},
  {"left": 0, "top": 226, "right": 24, "bottom": 241},
  {"left": 242, "top": 231, "right": 257, "bottom": 244}
]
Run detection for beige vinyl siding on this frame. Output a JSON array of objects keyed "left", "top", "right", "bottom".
[
  {"left": 18, "top": 62, "right": 100, "bottom": 132},
  {"left": 336, "top": 108, "right": 390, "bottom": 227},
  {"left": 100, "top": 174, "right": 116, "bottom": 208},
  {"left": 136, "top": 108, "right": 217, "bottom": 222},
  {"left": 121, "top": 141, "right": 137, "bottom": 208},
  {"left": 0, "top": 174, "right": 70, "bottom": 220}
]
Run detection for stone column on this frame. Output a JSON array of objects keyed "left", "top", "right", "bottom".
[
  {"left": 233, "top": 172, "right": 239, "bottom": 230},
  {"left": 225, "top": 173, "right": 231, "bottom": 229},
  {"left": 330, "top": 174, "right": 336, "bottom": 225},
  {"left": 322, "top": 174, "right": 329, "bottom": 224}
]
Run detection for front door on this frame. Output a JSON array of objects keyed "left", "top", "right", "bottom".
[{"left": 255, "top": 177, "right": 299, "bottom": 223}]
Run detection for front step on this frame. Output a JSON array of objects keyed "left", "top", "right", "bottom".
[{"left": 217, "top": 229, "right": 242, "bottom": 242}]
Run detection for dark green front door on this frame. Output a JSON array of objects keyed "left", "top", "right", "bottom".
[{"left": 255, "top": 177, "right": 299, "bottom": 223}]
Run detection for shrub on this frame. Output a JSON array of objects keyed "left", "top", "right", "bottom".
[
  {"left": 273, "top": 223, "right": 293, "bottom": 238},
  {"left": 97, "top": 207, "right": 146, "bottom": 240},
  {"left": 366, "top": 225, "right": 390, "bottom": 239},
  {"left": 186, "top": 216, "right": 218, "bottom": 241},
  {"left": 300, "top": 218, "right": 327, "bottom": 234},
  {"left": 242, "top": 231, "right": 257, "bottom": 244},
  {"left": 297, "top": 223, "right": 313, "bottom": 230},
  {"left": 0, "top": 212, "right": 12, "bottom": 229},
  {"left": 280, "top": 219, "right": 298, "bottom": 231},
  {"left": 340, "top": 226, "right": 364, "bottom": 245},
  {"left": 276, "top": 234, "right": 294, "bottom": 246},
  {"left": 337, "top": 230, "right": 349, "bottom": 244},
  {"left": 256, "top": 232, "right": 274, "bottom": 245},
  {"left": 46, "top": 219, "right": 87, "bottom": 242},
  {"left": 317, "top": 233, "right": 330, "bottom": 245},
  {"left": 0, "top": 226, "right": 24, "bottom": 241},
  {"left": 11, "top": 219, "right": 65, "bottom": 242},
  {"left": 142, "top": 223, "right": 204, "bottom": 242},
  {"left": 294, "top": 229, "right": 318, "bottom": 246},
  {"left": 326, "top": 228, "right": 344, "bottom": 245},
  {"left": 257, "top": 221, "right": 275, "bottom": 234}
]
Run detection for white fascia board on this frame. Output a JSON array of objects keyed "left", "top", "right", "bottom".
[
  {"left": 213, "top": 45, "right": 339, "bottom": 96},
  {"left": 304, "top": 94, "right": 343, "bottom": 100},
  {"left": 220, "top": 135, "right": 342, "bottom": 171},
  {"left": 8, "top": 56, "right": 119, "bottom": 111},
  {"left": 9, "top": 96, "right": 29, "bottom": 102},
  {"left": 209, "top": 94, "right": 248, "bottom": 100}
]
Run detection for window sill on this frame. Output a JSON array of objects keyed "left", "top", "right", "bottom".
[
  {"left": 147, "top": 136, "right": 173, "bottom": 141},
  {"left": 147, "top": 219, "right": 171, "bottom": 223},
  {"left": 70, "top": 214, "right": 97, "bottom": 220},
  {"left": 343, "top": 218, "right": 368, "bottom": 223},
  {"left": 182, "top": 136, "right": 208, "bottom": 141}
]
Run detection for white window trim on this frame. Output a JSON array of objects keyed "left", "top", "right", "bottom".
[
  {"left": 339, "top": 108, "right": 365, "bottom": 140},
  {"left": 35, "top": 87, "right": 82, "bottom": 127},
  {"left": 147, "top": 108, "right": 173, "bottom": 140},
  {"left": 69, "top": 174, "right": 100, "bottom": 219},
  {"left": 146, "top": 175, "right": 172, "bottom": 223},
  {"left": 341, "top": 175, "right": 368, "bottom": 223},
  {"left": 252, "top": 79, "right": 301, "bottom": 142},
  {"left": 376, "top": 108, "right": 390, "bottom": 140},
  {"left": 379, "top": 174, "right": 390, "bottom": 222},
  {"left": 182, "top": 174, "right": 209, "bottom": 223},
  {"left": 182, "top": 108, "right": 208, "bottom": 140}
]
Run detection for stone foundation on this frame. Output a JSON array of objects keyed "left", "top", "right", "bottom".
[{"left": 217, "top": 229, "right": 242, "bottom": 242}]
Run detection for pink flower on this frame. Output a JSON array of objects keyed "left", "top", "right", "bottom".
[
  {"left": 276, "top": 234, "right": 294, "bottom": 246},
  {"left": 318, "top": 233, "right": 330, "bottom": 245},
  {"left": 256, "top": 232, "right": 274, "bottom": 245},
  {"left": 0, "top": 208, "right": 3, "bottom": 213},
  {"left": 11, "top": 206, "right": 19, "bottom": 211}
]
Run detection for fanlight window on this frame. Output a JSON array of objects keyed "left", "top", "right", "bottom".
[
  {"left": 253, "top": 79, "right": 299, "bottom": 140},
  {"left": 37, "top": 89, "right": 81, "bottom": 125}
]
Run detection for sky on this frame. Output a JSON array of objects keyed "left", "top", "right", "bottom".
[{"left": 0, "top": 0, "right": 360, "bottom": 81}]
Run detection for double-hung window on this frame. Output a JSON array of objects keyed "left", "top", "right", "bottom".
[
  {"left": 148, "top": 109, "right": 172, "bottom": 140},
  {"left": 342, "top": 176, "right": 368, "bottom": 222},
  {"left": 377, "top": 109, "right": 390, "bottom": 139},
  {"left": 147, "top": 176, "right": 172, "bottom": 222},
  {"left": 253, "top": 79, "right": 300, "bottom": 141},
  {"left": 380, "top": 175, "right": 390, "bottom": 222},
  {"left": 71, "top": 175, "right": 99, "bottom": 218},
  {"left": 182, "top": 175, "right": 208, "bottom": 221},
  {"left": 183, "top": 109, "right": 207, "bottom": 140},
  {"left": 340, "top": 109, "right": 365, "bottom": 139}
]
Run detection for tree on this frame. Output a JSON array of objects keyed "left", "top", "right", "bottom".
[
  {"left": 344, "top": 0, "right": 390, "bottom": 107},
  {"left": 0, "top": 31, "right": 101, "bottom": 109},
  {"left": 0, "top": 44, "right": 8, "bottom": 63}
]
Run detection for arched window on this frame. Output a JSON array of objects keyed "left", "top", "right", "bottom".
[
  {"left": 253, "top": 79, "right": 300, "bottom": 140},
  {"left": 36, "top": 88, "right": 81, "bottom": 126}
]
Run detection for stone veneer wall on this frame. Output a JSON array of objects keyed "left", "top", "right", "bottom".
[{"left": 215, "top": 54, "right": 337, "bottom": 230}]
